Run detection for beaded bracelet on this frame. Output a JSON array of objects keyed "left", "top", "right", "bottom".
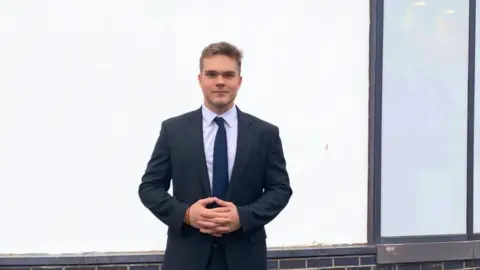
[{"left": 184, "top": 207, "right": 191, "bottom": 225}]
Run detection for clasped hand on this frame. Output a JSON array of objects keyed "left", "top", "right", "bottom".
[{"left": 188, "top": 197, "right": 241, "bottom": 237}]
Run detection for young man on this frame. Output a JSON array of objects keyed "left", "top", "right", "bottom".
[{"left": 139, "top": 41, "right": 292, "bottom": 270}]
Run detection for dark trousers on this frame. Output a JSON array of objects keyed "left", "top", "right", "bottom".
[{"left": 206, "top": 243, "right": 229, "bottom": 270}]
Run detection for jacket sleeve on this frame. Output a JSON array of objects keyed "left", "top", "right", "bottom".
[
  {"left": 138, "top": 121, "right": 189, "bottom": 234},
  {"left": 237, "top": 126, "right": 293, "bottom": 232}
]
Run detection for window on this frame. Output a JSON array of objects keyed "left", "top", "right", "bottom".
[{"left": 380, "top": 0, "right": 469, "bottom": 239}]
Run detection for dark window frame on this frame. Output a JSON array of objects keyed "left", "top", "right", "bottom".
[{"left": 369, "top": 0, "right": 480, "bottom": 263}]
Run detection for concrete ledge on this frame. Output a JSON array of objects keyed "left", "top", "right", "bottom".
[
  {"left": 0, "top": 245, "right": 375, "bottom": 266},
  {"left": 377, "top": 241, "right": 475, "bottom": 264},
  {"left": 9, "top": 241, "right": 480, "bottom": 267},
  {"left": 473, "top": 241, "right": 480, "bottom": 258},
  {"left": 267, "top": 245, "right": 375, "bottom": 259},
  {"left": 0, "top": 253, "right": 164, "bottom": 267}
]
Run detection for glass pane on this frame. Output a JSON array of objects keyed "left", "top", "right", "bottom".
[
  {"left": 381, "top": 0, "right": 469, "bottom": 237},
  {"left": 473, "top": 1, "right": 480, "bottom": 233}
]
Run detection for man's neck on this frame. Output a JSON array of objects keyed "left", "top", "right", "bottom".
[{"left": 203, "top": 102, "right": 234, "bottom": 115}]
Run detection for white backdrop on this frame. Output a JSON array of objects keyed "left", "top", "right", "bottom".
[{"left": 0, "top": 0, "right": 370, "bottom": 253}]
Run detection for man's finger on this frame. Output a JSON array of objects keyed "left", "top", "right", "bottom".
[
  {"left": 199, "top": 228, "right": 223, "bottom": 237},
  {"left": 197, "top": 220, "right": 217, "bottom": 229},
  {"left": 197, "top": 197, "right": 216, "bottom": 205},
  {"left": 211, "top": 217, "right": 231, "bottom": 225},
  {"left": 210, "top": 207, "right": 231, "bottom": 213},
  {"left": 214, "top": 226, "right": 231, "bottom": 233},
  {"left": 214, "top": 198, "right": 233, "bottom": 207},
  {"left": 200, "top": 210, "right": 229, "bottom": 219}
]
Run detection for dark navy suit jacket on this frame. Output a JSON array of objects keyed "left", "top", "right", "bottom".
[{"left": 139, "top": 107, "right": 292, "bottom": 270}]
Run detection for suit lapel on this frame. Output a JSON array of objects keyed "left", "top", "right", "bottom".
[
  {"left": 188, "top": 108, "right": 212, "bottom": 197},
  {"left": 227, "top": 108, "right": 253, "bottom": 200}
]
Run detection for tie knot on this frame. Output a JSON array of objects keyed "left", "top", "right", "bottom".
[{"left": 214, "top": 117, "right": 224, "bottom": 126}]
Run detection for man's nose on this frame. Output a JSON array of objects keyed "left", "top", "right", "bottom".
[{"left": 216, "top": 76, "right": 225, "bottom": 86}]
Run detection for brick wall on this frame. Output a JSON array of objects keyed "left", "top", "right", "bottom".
[
  {"left": 269, "top": 255, "right": 376, "bottom": 269},
  {"left": 1, "top": 255, "right": 478, "bottom": 270},
  {"left": 1, "top": 246, "right": 478, "bottom": 270}
]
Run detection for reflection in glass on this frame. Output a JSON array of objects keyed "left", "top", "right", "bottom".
[{"left": 381, "top": 0, "right": 469, "bottom": 237}]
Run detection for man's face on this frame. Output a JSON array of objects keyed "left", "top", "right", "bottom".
[{"left": 198, "top": 55, "right": 242, "bottom": 112}]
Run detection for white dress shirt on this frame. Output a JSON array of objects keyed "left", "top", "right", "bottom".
[{"left": 202, "top": 104, "right": 238, "bottom": 189}]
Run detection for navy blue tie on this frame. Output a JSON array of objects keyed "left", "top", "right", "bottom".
[{"left": 212, "top": 117, "right": 229, "bottom": 200}]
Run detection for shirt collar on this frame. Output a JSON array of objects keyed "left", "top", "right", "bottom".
[{"left": 202, "top": 104, "right": 237, "bottom": 127}]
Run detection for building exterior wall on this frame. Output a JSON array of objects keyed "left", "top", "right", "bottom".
[
  {"left": 3, "top": 0, "right": 480, "bottom": 269},
  {"left": 1, "top": 247, "right": 478, "bottom": 270},
  {"left": 0, "top": 0, "right": 370, "bottom": 254}
]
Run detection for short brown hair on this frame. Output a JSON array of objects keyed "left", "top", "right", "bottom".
[{"left": 199, "top": 41, "right": 243, "bottom": 73}]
